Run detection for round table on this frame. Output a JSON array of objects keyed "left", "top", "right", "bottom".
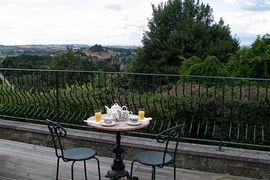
[{"left": 86, "top": 114, "right": 150, "bottom": 180}]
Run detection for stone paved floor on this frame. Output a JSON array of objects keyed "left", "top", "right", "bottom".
[{"left": 0, "top": 139, "right": 256, "bottom": 180}]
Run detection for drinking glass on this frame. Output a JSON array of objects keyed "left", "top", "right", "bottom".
[
  {"left": 138, "top": 108, "right": 145, "bottom": 120},
  {"left": 95, "top": 110, "right": 102, "bottom": 122}
]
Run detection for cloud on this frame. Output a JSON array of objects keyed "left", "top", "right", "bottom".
[
  {"left": 211, "top": 0, "right": 269, "bottom": 45},
  {"left": 223, "top": 0, "right": 236, "bottom": 4},
  {"left": 3, "top": 0, "right": 267, "bottom": 46},
  {"left": 105, "top": 2, "right": 124, "bottom": 11},
  {"left": 238, "top": 0, "right": 270, "bottom": 11},
  {"left": 214, "top": 10, "right": 270, "bottom": 45},
  {"left": 105, "top": 0, "right": 124, "bottom": 11},
  {"left": 0, "top": 26, "right": 12, "bottom": 30},
  {"left": 0, "top": 0, "right": 161, "bottom": 45},
  {"left": 223, "top": 0, "right": 270, "bottom": 11}
]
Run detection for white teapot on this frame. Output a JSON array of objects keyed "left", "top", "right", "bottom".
[
  {"left": 105, "top": 103, "right": 122, "bottom": 120},
  {"left": 121, "top": 106, "right": 133, "bottom": 121}
]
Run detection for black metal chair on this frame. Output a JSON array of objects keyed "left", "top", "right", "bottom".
[
  {"left": 130, "top": 124, "right": 185, "bottom": 180},
  {"left": 45, "top": 119, "right": 101, "bottom": 180}
]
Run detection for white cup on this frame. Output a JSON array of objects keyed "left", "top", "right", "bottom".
[
  {"left": 129, "top": 117, "right": 139, "bottom": 124},
  {"left": 103, "top": 117, "right": 114, "bottom": 124}
]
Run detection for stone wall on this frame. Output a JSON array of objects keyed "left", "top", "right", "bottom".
[{"left": 0, "top": 119, "right": 269, "bottom": 179}]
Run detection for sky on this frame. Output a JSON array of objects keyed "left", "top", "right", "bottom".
[{"left": 0, "top": 0, "right": 269, "bottom": 46}]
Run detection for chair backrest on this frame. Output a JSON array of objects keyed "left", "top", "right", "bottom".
[
  {"left": 156, "top": 124, "right": 185, "bottom": 167},
  {"left": 45, "top": 119, "right": 66, "bottom": 158}
]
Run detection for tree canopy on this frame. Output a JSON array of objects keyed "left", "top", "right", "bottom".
[
  {"left": 180, "top": 55, "right": 227, "bottom": 76},
  {"left": 225, "top": 34, "right": 270, "bottom": 78},
  {"left": 128, "top": 0, "right": 239, "bottom": 74}
]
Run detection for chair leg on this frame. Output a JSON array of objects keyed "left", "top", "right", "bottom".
[
  {"left": 93, "top": 157, "right": 101, "bottom": 180},
  {"left": 152, "top": 166, "right": 156, "bottom": 180},
  {"left": 130, "top": 161, "right": 138, "bottom": 179},
  {"left": 56, "top": 157, "right": 60, "bottom": 180},
  {"left": 71, "top": 161, "right": 76, "bottom": 180},
  {"left": 130, "top": 160, "right": 135, "bottom": 178},
  {"left": 84, "top": 160, "right": 88, "bottom": 180},
  {"left": 173, "top": 164, "right": 176, "bottom": 180}
]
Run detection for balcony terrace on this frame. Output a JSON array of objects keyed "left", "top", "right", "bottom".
[
  {"left": 0, "top": 68, "right": 270, "bottom": 179},
  {"left": 0, "top": 139, "right": 255, "bottom": 180}
]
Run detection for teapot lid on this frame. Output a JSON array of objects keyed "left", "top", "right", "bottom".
[{"left": 111, "top": 103, "right": 121, "bottom": 110}]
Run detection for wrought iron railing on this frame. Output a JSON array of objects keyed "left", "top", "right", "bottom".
[{"left": 0, "top": 68, "right": 270, "bottom": 150}]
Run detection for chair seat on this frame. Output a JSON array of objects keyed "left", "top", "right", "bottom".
[
  {"left": 63, "top": 147, "right": 96, "bottom": 161},
  {"left": 134, "top": 151, "right": 172, "bottom": 166}
]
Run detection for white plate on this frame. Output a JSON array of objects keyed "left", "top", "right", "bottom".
[
  {"left": 101, "top": 121, "right": 116, "bottom": 127},
  {"left": 127, "top": 121, "right": 141, "bottom": 126}
]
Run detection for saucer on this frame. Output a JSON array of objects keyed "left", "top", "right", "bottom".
[
  {"left": 127, "top": 121, "right": 141, "bottom": 126},
  {"left": 101, "top": 121, "right": 116, "bottom": 127}
]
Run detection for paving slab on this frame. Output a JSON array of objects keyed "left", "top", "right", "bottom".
[{"left": 0, "top": 139, "right": 256, "bottom": 180}]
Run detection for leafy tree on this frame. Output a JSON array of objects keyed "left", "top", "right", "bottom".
[
  {"left": 180, "top": 56, "right": 226, "bottom": 76},
  {"left": 179, "top": 56, "right": 202, "bottom": 75},
  {"left": 225, "top": 34, "right": 270, "bottom": 78},
  {"left": 128, "top": 0, "right": 239, "bottom": 74},
  {"left": 225, "top": 47, "right": 252, "bottom": 77},
  {"left": 95, "top": 61, "right": 118, "bottom": 72}
]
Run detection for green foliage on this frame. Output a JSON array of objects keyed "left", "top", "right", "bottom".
[
  {"left": 96, "top": 61, "right": 119, "bottom": 72},
  {"left": 225, "top": 48, "right": 253, "bottom": 77},
  {"left": 226, "top": 34, "right": 270, "bottom": 78},
  {"left": 128, "top": 0, "right": 239, "bottom": 74},
  {"left": 0, "top": 55, "right": 51, "bottom": 69},
  {"left": 1, "top": 71, "right": 270, "bottom": 146},
  {"left": 180, "top": 56, "right": 227, "bottom": 76},
  {"left": 180, "top": 56, "right": 202, "bottom": 75}
]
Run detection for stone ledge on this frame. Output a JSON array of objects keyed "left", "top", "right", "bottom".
[{"left": 0, "top": 119, "right": 269, "bottom": 179}]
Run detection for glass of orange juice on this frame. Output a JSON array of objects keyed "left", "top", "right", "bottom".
[
  {"left": 138, "top": 108, "right": 145, "bottom": 120},
  {"left": 95, "top": 110, "right": 102, "bottom": 122}
]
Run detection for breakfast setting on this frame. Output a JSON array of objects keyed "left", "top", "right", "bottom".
[{"left": 84, "top": 103, "right": 152, "bottom": 130}]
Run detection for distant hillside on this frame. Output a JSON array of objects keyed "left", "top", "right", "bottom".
[
  {"left": 79, "top": 44, "right": 136, "bottom": 61},
  {"left": 0, "top": 44, "right": 138, "bottom": 58},
  {"left": 90, "top": 44, "right": 104, "bottom": 52},
  {"left": 0, "top": 44, "right": 138, "bottom": 71}
]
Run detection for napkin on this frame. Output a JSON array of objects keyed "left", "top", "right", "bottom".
[
  {"left": 84, "top": 119, "right": 101, "bottom": 125},
  {"left": 144, "top": 117, "right": 152, "bottom": 121}
]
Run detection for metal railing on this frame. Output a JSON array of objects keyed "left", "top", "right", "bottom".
[{"left": 0, "top": 68, "right": 270, "bottom": 150}]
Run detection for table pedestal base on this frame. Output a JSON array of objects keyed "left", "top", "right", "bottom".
[
  {"left": 106, "top": 170, "right": 129, "bottom": 180},
  {"left": 106, "top": 131, "right": 131, "bottom": 180}
]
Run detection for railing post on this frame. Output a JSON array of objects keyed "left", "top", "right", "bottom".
[
  {"left": 218, "top": 78, "right": 225, "bottom": 151},
  {"left": 55, "top": 71, "right": 60, "bottom": 121}
]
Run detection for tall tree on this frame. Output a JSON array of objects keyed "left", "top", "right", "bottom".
[{"left": 128, "top": 0, "right": 239, "bottom": 74}]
